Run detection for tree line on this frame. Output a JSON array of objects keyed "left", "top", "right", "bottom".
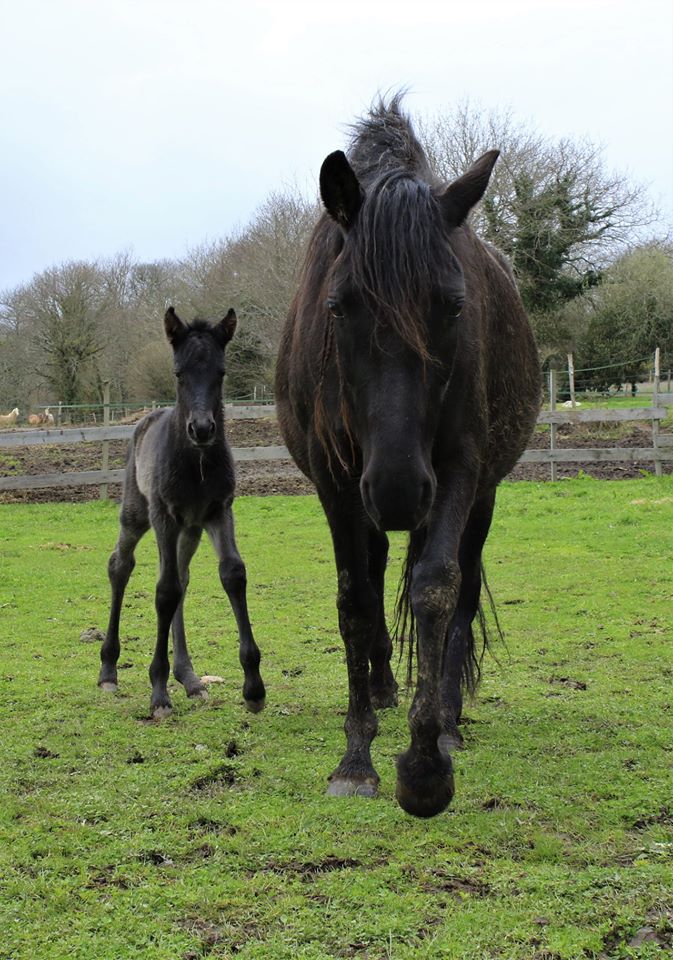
[{"left": 1, "top": 104, "right": 671, "bottom": 412}]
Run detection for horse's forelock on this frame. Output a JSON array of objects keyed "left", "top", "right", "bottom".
[{"left": 345, "top": 173, "right": 451, "bottom": 360}]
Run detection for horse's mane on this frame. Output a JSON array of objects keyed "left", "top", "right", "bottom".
[
  {"left": 337, "top": 95, "right": 455, "bottom": 360},
  {"left": 347, "top": 93, "right": 437, "bottom": 188}
]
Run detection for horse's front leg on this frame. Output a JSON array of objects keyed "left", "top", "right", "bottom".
[
  {"left": 325, "top": 505, "right": 381, "bottom": 798},
  {"left": 149, "top": 510, "right": 182, "bottom": 719},
  {"left": 396, "top": 478, "right": 477, "bottom": 818},
  {"left": 367, "top": 529, "right": 398, "bottom": 709}
]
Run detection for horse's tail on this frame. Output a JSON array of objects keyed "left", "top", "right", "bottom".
[{"left": 393, "top": 539, "right": 503, "bottom": 693}]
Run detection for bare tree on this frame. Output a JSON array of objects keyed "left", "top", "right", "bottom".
[{"left": 419, "top": 102, "right": 661, "bottom": 356}]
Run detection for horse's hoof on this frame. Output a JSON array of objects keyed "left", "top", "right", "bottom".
[
  {"left": 438, "top": 729, "right": 464, "bottom": 754},
  {"left": 187, "top": 686, "right": 208, "bottom": 701},
  {"left": 370, "top": 688, "right": 398, "bottom": 710},
  {"left": 152, "top": 704, "right": 173, "bottom": 720},
  {"left": 99, "top": 681, "right": 118, "bottom": 693},
  {"left": 396, "top": 748, "right": 455, "bottom": 818},
  {"left": 326, "top": 777, "right": 379, "bottom": 799},
  {"left": 244, "top": 697, "right": 265, "bottom": 714}
]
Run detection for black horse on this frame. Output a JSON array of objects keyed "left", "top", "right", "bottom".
[
  {"left": 276, "top": 96, "right": 540, "bottom": 817},
  {"left": 99, "top": 307, "right": 265, "bottom": 719}
]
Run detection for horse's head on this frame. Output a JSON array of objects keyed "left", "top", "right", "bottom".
[
  {"left": 319, "top": 149, "right": 499, "bottom": 531},
  {"left": 164, "top": 307, "right": 237, "bottom": 447}
]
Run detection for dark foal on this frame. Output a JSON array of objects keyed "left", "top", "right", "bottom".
[
  {"left": 99, "top": 307, "right": 265, "bottom": 719},
  {"left": 276, "top": 96, "right": 540, "bottom": 817}
]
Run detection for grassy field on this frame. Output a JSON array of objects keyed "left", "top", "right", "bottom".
[{"left": 0, "top": 479, "right": 672, "bottom": 959}]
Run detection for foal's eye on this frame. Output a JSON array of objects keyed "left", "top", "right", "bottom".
[{"left": 326, "top": 298, "right": 344, "bottom": 319}]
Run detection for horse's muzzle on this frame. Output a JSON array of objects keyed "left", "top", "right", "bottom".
[{"left": 360, "top": 467, "right": 435, "bottom": 532}]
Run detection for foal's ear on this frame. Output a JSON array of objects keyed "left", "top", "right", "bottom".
[
  {"left": 164, "top": 306, "right": 189, "bottom": 346},
  {"left": 439, "top": 150, "right": 500, "bottom": 227},
  {"left": 320, "top": 150, "right": 363, "bottom": 230},
  {"left": 213, "top": 308, "right": 237, "bottom": 347}
]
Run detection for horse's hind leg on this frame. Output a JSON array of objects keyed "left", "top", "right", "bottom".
[
  {"left": 171, "top": 526, "right": 207, "bottom": 699},
  {"left": 367, "top": 529, "right": 398, "bottom": 709},
  {"left": 206, "top": 507, "right": 265, "bottom": 711},
  {"left": 439, "top": 490, "right": 496, "bottom": 753},
  {"left": 99, "top": 510, "right": 149, "bottom": 691}
]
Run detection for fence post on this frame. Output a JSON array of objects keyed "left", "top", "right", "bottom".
[
  {"left": 99, "top": 381, "right": 111, "bottom": 500},
  {"left": 567, "top": 353, "right": 576, "bottom": 408},
  {"left": 652, "top": 348, "right": 662, "bottom": 477},
  {"left": 549, "top": 369, "right": 558, "bottom": 482}
]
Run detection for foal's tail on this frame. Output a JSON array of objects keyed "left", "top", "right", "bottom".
[{"left": 393, "top": 538, "right": 503, "bottom": 693}]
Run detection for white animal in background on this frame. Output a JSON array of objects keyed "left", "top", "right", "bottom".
[
  {"left": 562, "top": 400, "right": 582, "bottom": 408},
  {"left": 44, "top": 408, "right": 55, "bottom": 426},
  {"left": 0, "top": 407, "right": 19, "bottom": 427}
]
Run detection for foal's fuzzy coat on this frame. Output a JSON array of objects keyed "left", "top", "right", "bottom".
[{"left": 99, "top": 308, "right": 265, "bottom": 718}]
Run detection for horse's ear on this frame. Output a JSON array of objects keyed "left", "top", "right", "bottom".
[
  {"left": 439, "top": 150, "right": 500, "bottom": 227},
  {"left": 214, "top": 308, "right": 237, "bottom": 347},
  {"left": 320, "top": 150, "right": 363, "bottom": 230},
  {"left": 164, "top": 307, "right": 188, "bottom": 346}
]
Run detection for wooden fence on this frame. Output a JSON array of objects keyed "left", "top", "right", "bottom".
[{"left": 1, "top": 395, "right": 672, "bottom": 495}]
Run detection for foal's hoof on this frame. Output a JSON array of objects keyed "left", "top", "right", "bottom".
[
  {"left": 244, "top": 697, "right": 265, "bottom": 714},
  {"left": 151, "top": 704, "right": 173, "bottom": 720},
  {"left": 98, "top": 681, "right": 118, "bottom": 693},
  {"left": 396, "top": 749, "right": 455, "bottom": 818},
  {"left": 326, "top": 776, "right": 379, "bottom": 799},
  {"left": 189, "top": 687, "right": 209, "bottom": 701}
]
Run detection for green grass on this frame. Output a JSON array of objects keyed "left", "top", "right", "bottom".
[{"left": 1, "top": 480, "right": 672, "bottom": 959}]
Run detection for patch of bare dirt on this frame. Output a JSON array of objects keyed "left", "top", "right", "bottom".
[{"left": 1, "top": 418, "right": 669, "bottom": 504}]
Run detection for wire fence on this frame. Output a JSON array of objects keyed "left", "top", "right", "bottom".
[{"left": 5, "top": 356, "right": 672, "bottom": 425}]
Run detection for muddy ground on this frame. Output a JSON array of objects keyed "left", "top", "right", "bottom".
[{"left": 0, "top": 417, "right": 669, "bottom": 504}]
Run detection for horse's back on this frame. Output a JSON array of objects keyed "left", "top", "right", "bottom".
[
  {"left": 466, "top": 233, "right": 540, "bottom": 483},
  {"left": 275, "top": 299, "right": 317, "bottom": 482}
]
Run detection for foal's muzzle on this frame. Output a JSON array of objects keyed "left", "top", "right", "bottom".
[{"left": 187, "top": 415, "right": 216, "bottom": 447}]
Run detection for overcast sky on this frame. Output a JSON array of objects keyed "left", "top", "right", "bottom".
[{"left": 1, "top": 0, "right": 671, "bottom": 293}]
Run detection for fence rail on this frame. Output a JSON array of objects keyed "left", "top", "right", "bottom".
[{"left": 1, "top": 397, "right": 671, "bottom": 493}]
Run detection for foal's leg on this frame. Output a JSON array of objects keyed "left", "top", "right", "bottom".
[
  {"left": 325, "top": 503, "right": 381, "bottom": 798},
  {"left": 99, "top": 505, "right": 149, "bottom": 691},
  {"left": 171, "top": 526, "right": 208, "bottom": 699},
  {"left": 206, "top": 507, "right": 265, "bottom": 711},
  {"left": 395, "top": 476, "right": 477, "bottom": 818},
  {"left": 149, "top": 509, "right": 182, "bottom": 719},
  {"left": 367, "top": 529, "right": 398, "bottom": 709},
  {"left": 439, "top": 490, "right": 496, "bottom": 752}
]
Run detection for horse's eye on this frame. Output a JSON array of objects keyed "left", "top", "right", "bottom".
[
  {"left": 449, "top": 299, "right": 464, "bottom": 319},
  {"left": 175, "top": 371, "right": 182, "bottom": 380},
  {"left": 326, "top": 298, "right": 344, "bottom": 319}
]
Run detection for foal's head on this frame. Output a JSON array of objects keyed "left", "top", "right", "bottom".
[
  {"left": 319, "top": 149, "right": 499, "bottom": 531},
  {"left": 164, "top": 307, "right": 237, "bottom": 447}
]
